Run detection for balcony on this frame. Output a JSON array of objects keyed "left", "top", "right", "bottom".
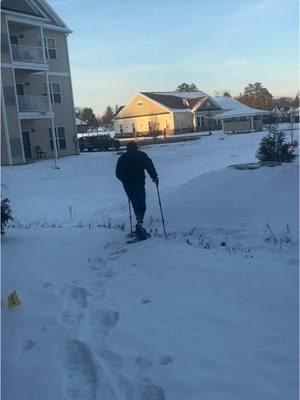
[
  {"left": 11, "top": 44, "right": 45, "bottom": 64},
  {"left": 18, "top": 95, "right": 50, "bottom": 112}
]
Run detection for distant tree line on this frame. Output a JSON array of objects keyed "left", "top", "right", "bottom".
[
  {"left": 75, "top": 105, "right": 120, "bottom": 129},
  {"left": 75, "top": 82, "right": 299, "bottom": 128},
  {"left": 175, "top": 81, "right": 298, "bottom": 111}
]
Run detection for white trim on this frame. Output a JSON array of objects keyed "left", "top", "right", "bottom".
[
  {"left": 1, "top": 62, "right": 48, "bottom": 70},
  {"left": 19, "top": 111, "right": 54, "bottom": 119},
  {"left": 40, "top": 27, "right": 47, "bottom": 64},
  {"left": 26, "top": 0, "right": 49, "bottom": 20},
  {"left": 32, "top": 71, "right": 70, "bottom": 76},
  {"left": 4, "top": 9, "right": 49, "bottom": 23},
  {"left": 65, "top": 33, "right": 79, "bottom": 154},
  {"left": 37, "top": 0, "right": 71, "bottom": 31},
  {"left": 5, "top": 16, "right": 13, "bottom": 62},
  {"left": 45, "top": 71, "right": 58, "bottom": 162},
  {"left": 11, "top": 68, "right": 26, "bottom": 163},
  {"left": 1, "top": 85, "right": 13, "bottom": 165},
  {"left": 6, "top": 14, "right": 71, "bottom": 33}
]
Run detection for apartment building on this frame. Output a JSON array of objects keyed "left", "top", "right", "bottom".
[{"left": 1, "top": 0, "right": 79, "bottom": 165}]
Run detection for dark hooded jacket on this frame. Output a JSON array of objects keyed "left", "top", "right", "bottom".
[{"left": 116, "top": 148, "right": 158, "bottom": 184}]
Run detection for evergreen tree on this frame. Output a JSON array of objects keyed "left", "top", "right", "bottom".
[
  {"left": 101, "top": 106, "right": 115, "bottom": 124},
  {"left": 256, "top": 124, "right": 296, "bottom": 162},
  {"left": 1, "top": 198, "right": 13, "bottom": 235},
  {"left": 237, "top": 82, "right": 273, "bottom": 110},
  {"left": 176, "top": 83, "right": 199, "bottom": 92}
]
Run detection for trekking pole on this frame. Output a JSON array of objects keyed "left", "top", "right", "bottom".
[
  {"left": 128, "top": 199, "right": 133, "bottom": 233},
  {"left": 156, "top": 182, "right": 167, "bottom": 239}
]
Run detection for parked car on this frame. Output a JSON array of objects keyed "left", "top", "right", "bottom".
[{"left": 79, "top": 135, "right": 121, "bottom": 152}]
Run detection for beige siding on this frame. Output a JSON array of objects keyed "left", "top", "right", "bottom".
[
  {"left": 173, "top": 112, "right": 194, "bottom": 133},
  {"left": 224, "top": 119, "right": 263, "bottom": 133},
  {"left": 44, "top": 30, "right": 70, "bottom": 73},
  {"left": 114, "top": 113, "right": 174, "bottom": 136},
  {"left": 116, "top": 94, "right": 168, "bottom": 120}
]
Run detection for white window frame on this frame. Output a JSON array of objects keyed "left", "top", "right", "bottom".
[
  {"left": 39, "top": 36, "right": 57, "bottom": 59},
  {"left": 49, "top": 126, "right": 67, "bottom": 150},
  {"left": 43, "top": 81, "right": 61, "bottom": 103}
]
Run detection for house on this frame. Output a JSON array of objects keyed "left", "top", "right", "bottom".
[
  {"left": 76, "top": 117, "right": 88, "bottom": 134},
  {"left": 213, "top": 96, "right": 270, "bottom": 134},
  {"left": 113, "top": 91, "right": 270, "bottom": 137},
  {"left": 1, "top": 0, "right": 78, "bottom": 165}
]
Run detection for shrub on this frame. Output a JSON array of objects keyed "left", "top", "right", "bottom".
[
  {"left": 256, "top": 124, "right": 296, "bottom": 162},
  {"left": 1, "top": 198, "right": 13, "bottom": 235}
]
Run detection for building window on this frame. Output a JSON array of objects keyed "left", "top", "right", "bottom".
[
  {"left": 137, "top": 101, "right": 143, "bottom": 107},
  {"left": 49, "top": 126, "right": 67, "bottom": 150},
  {"left": 16, "top": 83, "right": 24, "bottom": 96},
  {"left": 119, "top": 124, "right": 123, "bottom": 134},
  {"left": 196, "top": 117, "right": 200, "bottom": 127},
  {"left": 43, "top": 82, "right": 61, "bottom": 103},
  {"left": 39, "top": 37, "right": 57, "bottom": 59},
  {"left": 148, "top": 121, "right": 152, "bottom": 131},
  {"left": 10, "top": 35, "right": 18, "bottom": 45},
  {"left": 132, "top": 123, "right": 136, "bottom": 133}
]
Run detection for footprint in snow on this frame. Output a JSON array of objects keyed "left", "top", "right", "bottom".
[
  {"left": 19, "top": 339, "right": 36, "bottom": 358},
  {"left": 135, "top": 356, "right": 152, "bottom": 370},
  {"left": 159, "top": 355, "right": 173, "bottom": 366},
  {"left": 56, "top": 339, "right": 97, "bottom": 400},
  {"left": 141, "top": 298, "right": 152, "bottom": 304},
  {"left": 121, "top": 380, "right": 165, "bottom": 400},
  {"left": 59, "top": 285, "right": 89, "bottom": 327},
  {"left": 42, "top": 282, "right": 52, "bottom": 288}
]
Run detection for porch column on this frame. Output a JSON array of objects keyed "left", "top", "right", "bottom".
[
  {"left": 44, "top": 71, "right": 59, "bottom": 168},
  {"left": 250, "top": 116, "right": 254, "bottom": 132},
  {"left": 1, "top": 85, "right": 13, "bottom": 165},
  {"left": 221, "top": 119, "right": 225, "bottom": 133}
]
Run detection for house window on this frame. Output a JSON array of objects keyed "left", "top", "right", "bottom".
[
  {"left": 132, "top": 123, "right": 136, "bottom": 133},
  {"left": 39, "top": 37, "right": 57, "bottom": 59},
  {"left": 148, "top": 121, "right": 152, "bottom": 131},
  {"left": 16, "top": 83, "right": 24, "bottom": 96},
  {"left": 196, "top": 117, "right": 200, "bottom": 127},
  {"left": 119, "top": 124, "right": 123, "bottom": 134},
  {"left": 10, "top": 35, "right": 18, "bottom": 45},
  {"left": 137, "top": 101, "right": 143, "bottom": 107},
  {"left": 49, "top": 126, "right": 67, "bottom": 150},
  {"left": 43, "top": 82, "right": 61, "bottom": 103}
]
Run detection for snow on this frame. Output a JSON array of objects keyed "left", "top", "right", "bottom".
[
  {"left": 213, "top": 96, "right": 270, "bottom": 119},
  {"left": 76, "top": 117, "right": 88, "bottom": 125},
  {"left": 1, "top": 126, "right": 299, "bottom": 400}
]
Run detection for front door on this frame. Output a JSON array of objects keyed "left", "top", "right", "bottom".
[{"left": 22, "top": 131, "right": 32, "bottom": 159}]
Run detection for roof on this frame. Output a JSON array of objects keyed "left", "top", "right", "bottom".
[
  {"left": 213, "top": 96, "right": 270, "bottom": 119},
  {"left": 1, "top": 0, "right": 71, "bottom": 32},
  {"left": 76, "top": 117, "right": 88, "bottom": 125}
]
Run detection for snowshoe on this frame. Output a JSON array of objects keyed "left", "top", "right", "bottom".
[{"left": 126, "top": 227, "right": 151, "bottom": 244}]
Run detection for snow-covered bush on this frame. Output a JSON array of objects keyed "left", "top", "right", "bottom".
[
  {"left": 256, "top": 124, "right": 296, "bottom": 163},
  {"left": 1, "top": 198, "right": 13, "bottom": 235}
]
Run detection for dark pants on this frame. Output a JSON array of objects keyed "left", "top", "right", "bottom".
[{"left": 123, "top": 182, "right": 146, "bottom": 224}]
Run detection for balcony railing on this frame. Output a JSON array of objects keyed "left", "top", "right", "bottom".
[
  {"left": 11, "top": 44, "right": 45, "bottom": 64},
  {"left": 18, "top": 95, "right": 50, "bottom": 112}
]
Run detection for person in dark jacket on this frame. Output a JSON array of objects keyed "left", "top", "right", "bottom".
[{"left": 116, "top": 141, "right": 158, "bottom": 239}]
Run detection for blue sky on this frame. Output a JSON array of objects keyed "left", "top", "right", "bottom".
[{"left": 48, "top": 0, "right": 299, "bottom": 116}]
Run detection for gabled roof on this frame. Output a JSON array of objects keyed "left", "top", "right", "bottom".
[
  {"left": 140, "top": 91, "right": 220, "bottom": 113},
  {"left": 1, "top": 0, "right": 71, "bottom": 32},
  {"left": 213, "top": 96, "right": 270, "bottom": 119},
  {"left": 76, "top": 117, "right": 88, "bottom": 125}
]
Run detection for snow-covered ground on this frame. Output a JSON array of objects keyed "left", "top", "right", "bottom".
[{"left": 1, "top": 127, "right": 299, "bottom": 400}]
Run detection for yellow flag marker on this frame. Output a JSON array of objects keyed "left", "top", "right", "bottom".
[{"left": 8, "top": 291, "right": 21, "bottom": 309}]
